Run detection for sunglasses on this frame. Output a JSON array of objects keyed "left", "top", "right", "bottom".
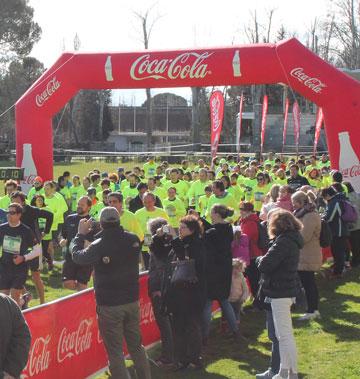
[{"left": 257, "top": 177, "right": 264, "bottom": 181}]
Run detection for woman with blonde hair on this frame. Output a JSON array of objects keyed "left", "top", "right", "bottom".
[
  {"left": 256, "top": 210, "right": 303, "bottom": 379},
  {"left": 291, "top": 191, "right": 322, "bottom": 321},
  {"left": 260, "top": 184, "right": 281, "bottom": 221}
]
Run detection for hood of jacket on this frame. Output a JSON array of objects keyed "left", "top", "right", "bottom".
[
  {"left": 241, "top": 213, "right": 260, "bottom": 224},
  {"left": 276, "top": 230, "right": 304, "bottom": 250},
  {"left": 212, "top": 222, "right": 234, "bottom": 237}
]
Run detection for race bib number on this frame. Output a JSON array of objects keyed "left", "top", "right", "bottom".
[
  {"left": 3, "top": 235, "right": 22, "bottom": 255},
  {"left": 38, "top": 218, "right": 46, "bottom": 229},
  {"left": 144, "top": 234, "right": 152, "bottom": 246},
  {"left": 148, "top": 168, "right": 155, "bottom": 176},
  {"left": 254, "top": 192, "right": 263, "bottom": 202},
  {"left": 69, "top": 238, "right": 76, "bottom": 252},
  {"left": 166, "top": 205, "right": 176, "bottom": 217}
]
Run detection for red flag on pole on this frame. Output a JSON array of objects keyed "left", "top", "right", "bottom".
[
  {"left": 292, "top": 101, "right": 301, "bottom": 157},
  {"left": 210, "top": 90, "right": 225, "bottom": 158},
  {"left": 282, "top": 98, "right": 289, "bottom": 152},
  {"left": 313, "top": 107, "right": 324, "bottom": 154},
  {"left": 260, "top": 95, "right": 268, "bottom": 154},
  {"left": 237, "top": 93, "right": 244, "bottom": 154}
]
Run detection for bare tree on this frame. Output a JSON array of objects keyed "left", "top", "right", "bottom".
[
  {"left": 133, "top": 5, "right": 163, "bottom": 150},
  {"left": 276, "top": 24, "right": 287, "bottom": 41},
  {"left": 320, "top": 13, "right": 336, "bottom": 62},
  {"left": 265, "top": 9, "right": 275, "bottom": 43},
  {"left": 331, "top": 0, "right": 360, "bottom": 68},
  {"left": 244, "top": 11, "right": 260, "bottom": 43}
]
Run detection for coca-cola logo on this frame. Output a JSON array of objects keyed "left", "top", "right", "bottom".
[
  {"left": 22, "top": 335, "right": 51, "bottom": 378},
  {"left": 23, "top": 174, "right": 36, "bottom": 185},
  {"left": 57, "top": 319, "right": 93, "bottom": 363},
  {"left": 211, "top": 96, "right": 221, "bottom": 133},
  {"left": 35, "top": 77, "right": 61, "bottom": 107},
  {"left": 290, "top": 67, "right": 326, "bottom": 94},
  {"left": 130, "top": 52, "right": 213, "bottom": 81},
  {"left": 139, "top": 298, "right": 155, "bottom": 325},
  {"left": 342, "top": 165, "right": 360, "bottom": 178}
]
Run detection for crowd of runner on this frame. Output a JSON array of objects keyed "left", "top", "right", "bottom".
[{"left": 0, "top": 152, "right": 359, "bottom": 378}]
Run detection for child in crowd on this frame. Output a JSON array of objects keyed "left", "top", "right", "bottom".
[
  {"left": 228, "top": 259, "right": 250, "bottom": 325},
  {"left": 231, "top": 227, "right": 250, "bottom": 266}
]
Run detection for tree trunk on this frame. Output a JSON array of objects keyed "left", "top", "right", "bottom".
[
  {"left": 98, "top": 91, "right": 106, "bottom": 141},
  {"left": 145, "top": 88, "right": 152, "bottom": 150},
  {"left": 191, "top": 87, "right": 200, "bottom": 151}
]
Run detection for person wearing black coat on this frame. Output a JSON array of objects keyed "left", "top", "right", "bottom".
[
  {"left": 321, "top": 187, "right": 349, "bottom": 277},
  {"left": 162, "top": 215, "right": 206, "bottom": 370},
  {"left": 129, "top": 183, "right": 162, "bottom": 213},
  {"left": 202, "top": 205, "right": 240, "bottom": 343},
  {"left": 287, "top": 164, "right": 309, "bottom": 190},
  {"left": 72, "top": 207, "right": 151, "bottom": 379},
  {"left": 0, "top": 294, "right": 31, "bottom": 379},
  {"left": 147, "top": 218, "right": 174, "bottom": 367},
  {"left": 256, "top": 210, "right": 303, "bottom": 379}
]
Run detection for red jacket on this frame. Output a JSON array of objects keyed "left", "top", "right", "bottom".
[{"left": 239, "top": 213, "right": 263, "bottom": 259}]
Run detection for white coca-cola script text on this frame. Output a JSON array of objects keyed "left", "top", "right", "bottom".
[
  {"left": 57, "top": 319, "right": 93, "bottom": 363},
  {"left": 22, "top": 335, "right": 51, "bottom": 378},
  {"left": 290, "top": 68, "right": 326, "bottom": 94},
  {"left": 342, "top": 165, "right": 360, "bottom": 178},
  {"left": 211, "top": 95, "right": 222, "bottom": 133},
  {"left": 130, "top": 52, "right": 213, "bottom": 81},
  {"left": 139, "top": 298, "right": 155, "bottom": 325},
  {"left": 35, "top": 77, "right": 61, "bottom": 107},
  {"left": 23, "top": 174, "right": 37, "bottom": 186}
]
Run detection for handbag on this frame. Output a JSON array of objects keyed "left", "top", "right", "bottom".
[
  {"left": 170, "top": 246, "right": 198, "bottom": 285},
  {"left": 253, "top": 277, "right": 271, "bottom": 311}
]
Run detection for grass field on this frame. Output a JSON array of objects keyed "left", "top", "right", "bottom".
[
  {"left": 53, "top": 160, "right": 137, "bottom": 180},
  {"left": 25, "top": 263, "right": 360, "bottom": 379}
]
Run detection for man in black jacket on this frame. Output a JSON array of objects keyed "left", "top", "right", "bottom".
[
  {"left": 287, "top": 164, "right": 309, "bottom": 190},
  {"left": 129, "top": 182, "right": 162, "bottom": 214},
  {"left": 60, "top": 196, "right": 96, "bottom": 291},
  {"left": 0, "top": 293, "right": 31, "bottom": 379},
  {"left": 72, "top": 207, "right": 151, "bottom": 379}
]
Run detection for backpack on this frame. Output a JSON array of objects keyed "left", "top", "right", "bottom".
[
  {"left": 257, "top": 221, "right": 270, "bottom": 250},
  {"left": 319, "top": 219, "right": 332, "bottom": 248},
  {"left": 341, "top": 200, "right": 358, "bottom": 223}
]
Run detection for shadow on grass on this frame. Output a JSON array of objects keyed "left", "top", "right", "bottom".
[{"left": 293, "top": 267, "right": 360, "bottom": 343}]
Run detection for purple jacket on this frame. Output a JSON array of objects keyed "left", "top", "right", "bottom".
[{"left": 231, "top": 234, "right": 250, "bottom": 266}]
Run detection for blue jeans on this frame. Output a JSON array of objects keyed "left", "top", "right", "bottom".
[
  {"left": 266, "top": 310, "right": 280, "bottom": 374},
  {"left": 203, "top": 299, "right": 238, "bottom": 337}
]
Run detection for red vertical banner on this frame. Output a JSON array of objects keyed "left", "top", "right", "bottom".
[
  {"left": 313, "top": 107, "right": 324, "bottom": 154},
  {"left": 282, "top": 98, "right": 289, "bottom": 152},
  {"left": 292, "top": 101, "right": 301, "bottom": 156},
  {"left": 260, "top": 95, "right": 268, "bottom": 154},
  {"left": 210, "top": 90, "right": 225, "bottom": 158},
  {"left": 237, "top": 93, "right": 244, "bottom": 154}
]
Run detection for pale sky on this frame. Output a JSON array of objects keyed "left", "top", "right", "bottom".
[{"left": 29, "top": 0, "right": 329, "bottom": 105}]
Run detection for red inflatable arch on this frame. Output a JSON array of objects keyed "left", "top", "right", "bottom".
[{"left": 15, "top": 38, "right": 360, "bottom": 192}]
